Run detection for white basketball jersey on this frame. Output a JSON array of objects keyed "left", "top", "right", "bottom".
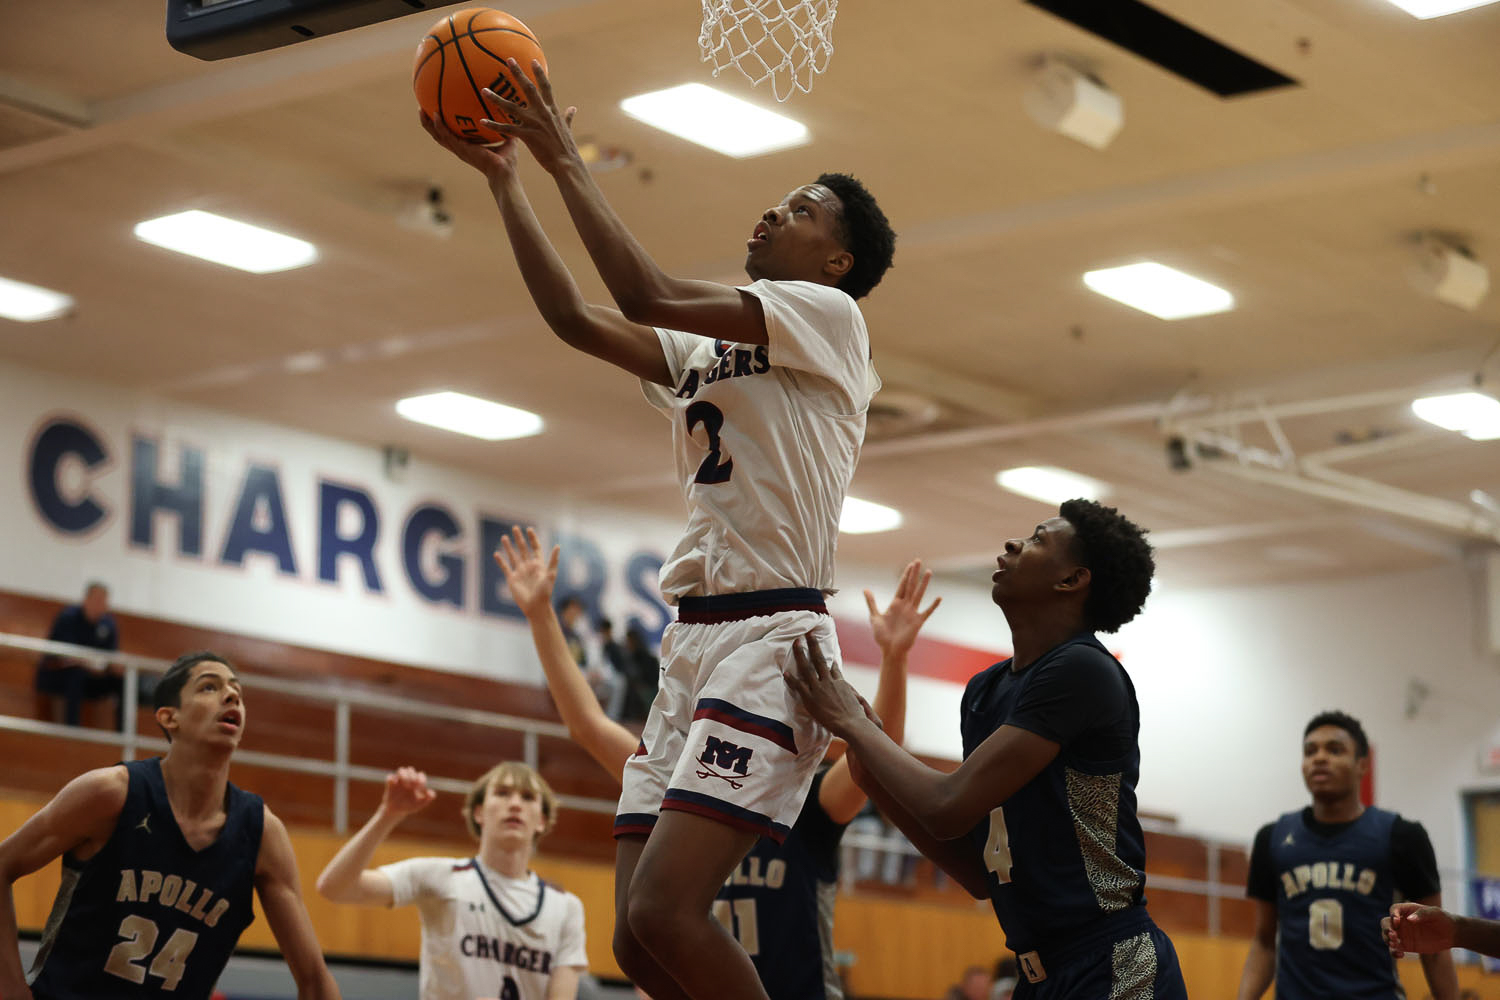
[
  {"left": 642, "top": 279, "right": 879, "bottom": 602},
  {"left": 380, "top": 857, "right": 587, "bottom": 1000}
]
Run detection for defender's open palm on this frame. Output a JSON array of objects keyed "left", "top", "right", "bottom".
[
  {"left": 479, "top": 60, "right": 580, "bottom": 175},
  {"left": 494, "top": 526, "right": 558, "bottom": 619},
  {"left": 379, "top": 766, "right": 437, "bottom": 819},
  {"left": 867, "top": 559, "right": 940, "bottom": 657}
]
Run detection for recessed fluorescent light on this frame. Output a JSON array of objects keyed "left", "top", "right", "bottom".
[
  {"left": 996, "top": 466, "right": 1109, "bottom": 505},
  {"left": 1083, "top": 262, "right": 1234, "bottom": 320},
  {"left": 1382, "top": 0, "right": 1498, "bottom": 17},
  {"left": 1411, "top": 391, "right": 1500, "bottom": 441},
  {"left": 0, "top": 276, "right": 73, "bottom": 322},
  {"left": 133, "top": 210, "right": 317, "bottom": 273},
  {"left": 620, "top": 83, "right": 809, "bottom": 158},
  {"left": 840, "top": 496, "right": 902, "bottom": 534},
  {"left": 396, "top": 391, "right": 543, "bottom": 441}
]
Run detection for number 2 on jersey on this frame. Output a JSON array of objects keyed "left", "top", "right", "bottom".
[
  {"left": 685, "top": 401, "right": 733, "bottom": 484},
  {"left": 104, "top": 914, "right": 199, "bottom": 990},
  {"left": 983, "top": 806, "right": 1014, "bottom": 884}
]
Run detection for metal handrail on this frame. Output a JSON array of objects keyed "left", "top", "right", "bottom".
[
  {"left": 19, "top": 631, "right": 1483, "bottom": 933},
  {"left": 7, "top": 631, "right": 586, "bottom": 832}
]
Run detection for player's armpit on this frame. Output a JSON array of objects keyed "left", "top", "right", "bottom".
[
  {"left": 256, "top": 809, "right": 342, "bottom": 999},
  {"left": 0, "top": 766, "right": 127, "bottom": 881}
]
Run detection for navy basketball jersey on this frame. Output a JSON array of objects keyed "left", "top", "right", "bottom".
[
  {"left": 960, "top": 634, "right": 1148, "bottom": 954},
  {"left": 1269, "top": 806, "right": 1403, "bottom": 1000},
  {"left": 28, "top": 757, "right": 264, "bottom": 1000},
  {"left": 717, "top": 769, "right": 847, "bottom": 1000}
]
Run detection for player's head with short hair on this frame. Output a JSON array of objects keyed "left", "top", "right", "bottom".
[
  {"left": 1304, "top": 710, "right": 1369, "bottom": 758},
  {"left": 464, "top": 760, "right": 558, "bottom": 846},
  {"left": 1059, "top": 499, "right": 1154, "bottom": 633},
  {"left": 815, "top": 172, "right": 895, "bottom": 300},
  {"left": 153, "top": 650, "right": 240, "bottom": 743}
]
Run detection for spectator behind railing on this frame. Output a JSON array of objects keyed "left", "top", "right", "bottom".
[{"left": 34, "top": 581, "right": 121, "bottom": 728}]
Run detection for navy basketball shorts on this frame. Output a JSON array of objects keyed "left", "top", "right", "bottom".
[
  {"left": 614, "top": 589, "right": 836, "bottom": 843},
  {"left": 1014, "top": 924, "right": 1187, "bottom": 1000}
]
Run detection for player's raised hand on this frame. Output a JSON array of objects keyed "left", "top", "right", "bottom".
[
  {"left": 786, "top": 634, "right": 869, "bottom": 739},
  {"left": 479, "top": 59, "right": 580, "bottom": 175},
  {"left": 417, "top": 108, "right": 520, "bottom": 183},
  {"left": 1383, "top": 902, "right": 1456, "bottom": 957},
  {"left": 379, "top": 766, "right": 437, "bottom": 819},
  {"left": 866, "top": 559, "right": 940, "bottom": 658},
  {"left": 494, "top": 526, "right": 559, "bottom": 619}
]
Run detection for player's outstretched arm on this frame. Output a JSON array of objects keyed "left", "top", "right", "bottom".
[
  {"left": 480, "top": 62, "right": 773, "bottom": 346},
  {"left": 495, "top": 526, "right": 639, "bottom": 782},
  {"left": 789, "top": 635, "right": 1059, "bottom": 841},
  {"left": 1408, "top": 893, "right": 1460, "bottom": 1000},
  {"left": 819, "top": 559, "right": 938, "bottom": 825},
  {"left": 0, "top": 766, "right": 127, "bottom": 999},
  {"left": 418, "top": 111, "right": 670, "bottom": 385},
  {"left": 1387, "top": 902, "right": 1500, "bottom": 960},
  {"left": 1233, "top": 900, "right": 1277, "bottom": 1000},
  {"left": 256, "top": 809, "right": 342, "bottom": 1000},
  {"left": 315, "top": 768, "right": 435, "bottom": 906}
]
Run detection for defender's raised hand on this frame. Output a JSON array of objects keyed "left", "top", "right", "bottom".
[
  {"left": 493, "top": 526, "right": 559, "bottom": 619},
  {"left": 379, "top": 766, "right": 437, "bottom": 819},
  {"left": 867, "top": 559, "right": 941, "bottom": 658}
]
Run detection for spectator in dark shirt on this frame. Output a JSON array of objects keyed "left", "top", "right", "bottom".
[
  {"left": 35, "top": 581, "right": 121, "bottom": 727},
  {"left": 620, "top": 625, "right": 660, "bottom": 722}
]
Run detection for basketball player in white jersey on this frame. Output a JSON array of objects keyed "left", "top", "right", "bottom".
[
  {"left": 315, "top": 763, "right": 587, "bottom": 1000},
  {"left": 421, "top": 58, "right": 895, "bottom": 1000}
]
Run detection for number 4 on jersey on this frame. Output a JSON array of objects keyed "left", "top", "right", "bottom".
[{"left": 983, "top": 806, "right": 1014, "bottom": 884}]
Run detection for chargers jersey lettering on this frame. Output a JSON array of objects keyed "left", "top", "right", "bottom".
[
  {"left": 642, "top": 279, "right": 879, "bottom": 600},
  {"left": 378, "top": 857, "right": 586, "bottom": 1000}
]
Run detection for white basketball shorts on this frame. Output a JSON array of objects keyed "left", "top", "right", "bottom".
[{"left": 614, "top": 588, "right": 837, "bottom": 843}]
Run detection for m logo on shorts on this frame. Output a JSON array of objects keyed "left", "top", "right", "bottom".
[{"left": 697, "top": 736, "right": 754, "bottom": 788}]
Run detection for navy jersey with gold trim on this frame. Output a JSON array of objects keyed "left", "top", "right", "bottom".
[
  {"left": 28, "top": 757, "right": 263, "bottom": 1000},
  {"left": 960, "top": 633, "right": 1148, "bottom": 954},
  {"left": 1248, "top": 806, "right": 1438, "bottom": 1000},
  {"left": 717, "top": 768, "right": 848, "bottom": 1000}
]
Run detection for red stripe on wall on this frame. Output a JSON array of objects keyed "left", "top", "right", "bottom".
[{"left": 833, "top": 617, "right": 1008, "bottom": 686}]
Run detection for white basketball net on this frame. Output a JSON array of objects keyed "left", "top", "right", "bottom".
[{"left": 698, "top": 0, "right": 838, "bottom": 102}]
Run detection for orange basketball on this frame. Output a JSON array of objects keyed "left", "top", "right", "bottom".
[{"left": 413, "top": 8, "right": 547, "bottom": 146}]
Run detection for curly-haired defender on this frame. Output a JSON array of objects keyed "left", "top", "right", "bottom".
[
  {"left": 784, "top": 497, "right": 1189, "bottom": 998},
  {"left": 1059, "top": 497, "right": 1155, "bottom": 633}
]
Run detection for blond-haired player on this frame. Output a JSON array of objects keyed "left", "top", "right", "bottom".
[{"left": 316, "top": 762, "right": 586, "bottom": 1000}]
